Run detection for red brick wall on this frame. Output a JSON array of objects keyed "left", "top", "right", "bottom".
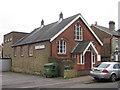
[
  {"left": 91, "top": 25, "right": 112, "bottom": 61},
  {"left": 51, "top": 18, "right": 101, "bottom": 58},
  {"left": 51, "top": 18, "right": 101, "bottom": 71}
]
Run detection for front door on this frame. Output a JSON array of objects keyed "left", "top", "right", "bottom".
[{"left": 85, "top": 52, "right": 91, "bottom": 69}]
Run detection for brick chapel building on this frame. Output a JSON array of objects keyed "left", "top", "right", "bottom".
[{"left": 12, "top": 13, "right": 103, "bottom": 76}]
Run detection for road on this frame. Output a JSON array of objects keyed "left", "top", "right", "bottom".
[{"left": 2, "top": 72, "right": 120, "bottom": 88}]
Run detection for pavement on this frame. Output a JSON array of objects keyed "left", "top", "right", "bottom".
[{"left": 2, "top": 72, "right": 93, "bottom": 88}]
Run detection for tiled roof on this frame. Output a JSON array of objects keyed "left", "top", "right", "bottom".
[
  {"left": 12, "top": 13, "right": 103, "bottom": 46},
  {"left": 71, "top": 40, "right": 91, "bottom": 54},
  {"left": 13, "top": 14, "right": 80, "bottom": 46},
  {"left": 93, "top": 25, "right": 120, "bottom": 36}
]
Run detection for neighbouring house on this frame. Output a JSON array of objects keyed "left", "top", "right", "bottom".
[
  {"left": 0, "top": 45, "right": 3, "bottom": 58},
  {"left": 12, "top": 13, "right": 103, "bottom": 76},
  {"left": 3, "top": 31, "right": 29, "bottom": 59},
  {"left": 91, "top": 21, "right": 120, "bottom": 62}
]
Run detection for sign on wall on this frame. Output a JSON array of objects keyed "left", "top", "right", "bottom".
[{"left": 35, "top": 45, "right": 45, "bottom": 50}]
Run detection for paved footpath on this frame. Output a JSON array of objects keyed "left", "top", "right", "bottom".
[{"left": 2, "top": 72, "right": 93, "bottom": 88}]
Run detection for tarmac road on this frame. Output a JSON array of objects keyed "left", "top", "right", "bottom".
[{"left": 1, "top": 72, "right": 120, "bottom": 88}]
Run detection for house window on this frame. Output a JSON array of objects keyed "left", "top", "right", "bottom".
[
  {"left": 81, "top": 54, "right": 84, "bottom": 64},
  {"left": 115, "top": 38, "right": 119, "bottom": 51},
  {"left": 4, "top": 39, "right": 7, "bottom": 43},
  {"left": 20, "top": 46, "right": 24, "bottom": 56},
  {"left": 14, "top": 47, "right": 17, "bottom": 56},
  {"left": 58, "top": 40, "right": 66, "bottom": 54},
  {"left": 28, "top": 45, "right": 33, "bottom": 56},
  {"left": 10, "top": 37, "right": 12, "bottom": 41},
  {"left": 74, "top": 23, "right": 83, "bottom": 41},
  {"left": 92, "top": 53, "right": 95, "bottom": 64}
]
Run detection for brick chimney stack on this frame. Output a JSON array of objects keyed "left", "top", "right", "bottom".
[
  {"left": 41, "top": 19, "right": 44, "bottom": 28},
  {"left": 59, "top": 12, "right": 63, "bottom": 21},
  {"left": 109, "top": 21, "right": 115, "bottom": 30}
]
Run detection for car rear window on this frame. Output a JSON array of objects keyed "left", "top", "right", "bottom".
[{"left": 98, "top": 63, "right": 110, "bottom": 68}]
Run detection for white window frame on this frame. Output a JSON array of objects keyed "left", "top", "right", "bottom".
[
  {"left": 28, "top": 45, "right": 33, "bottom": 56},
  {"left": 74, "top": 24, "right": 83, "bottom": 41},
  {"left": 58, "top": 40, "right": 66, "bottom": 54},
  {"left": 92, "top": 53, "right": 95, "bottom": 64},
  {"left": 81, "top": 54, "right": 84, "bottom": 64},
  {"left": 14, "top": 47, "right": 17, "bottom": 56},
  {"left": 20, "top": 46, "right": 24, "bottom": 56}
]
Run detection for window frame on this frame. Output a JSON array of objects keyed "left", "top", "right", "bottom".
[
  {"left": 58, "top": 40, "right": 66, "bottom": 54},
  {"left": 20, "top": 46, "right": 24, "bottom": 56},
  {"left": 28, "top": 45, "right": 33, "bottom": 56},
  {"left": 92, "top": 53, "right": 95, "bottom": 64},
  {"left": 115, "top": 38, "right": 119, "bottom": 51},
  {"left": 74, "top": 23, "right": 83, "bottom": 41},
  {"left": 14, "top": 47, "right": 17, "bottom": 57},
  {"left": 81, "top": 54, "right": 84, "bottom": 64}
]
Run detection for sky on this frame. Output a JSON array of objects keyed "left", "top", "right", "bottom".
[{"left": 0, "top": 0, "right": 119, "bottom": 44}]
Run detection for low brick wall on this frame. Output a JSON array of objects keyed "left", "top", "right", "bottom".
[
  {"left": 64, "top": 69, "right": 77, "bottom": 78},
  {"left": 77, "top": 69, "right": 90, "bottom": 76}
]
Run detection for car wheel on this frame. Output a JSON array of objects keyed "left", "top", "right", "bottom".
[
  {"left": 110, "top": 74, "right": 116, "bottom": 82},
  {"left": 94, "top": 77, "right": 99, "bottom": 80}
]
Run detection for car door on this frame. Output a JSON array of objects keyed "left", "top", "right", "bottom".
[{"left": 113, "top": 64, "right": 120, "bottom": 78}]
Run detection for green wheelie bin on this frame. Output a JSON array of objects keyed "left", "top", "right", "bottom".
[{"left": 44, "top": 63, "right": 58, "bottom": 77}]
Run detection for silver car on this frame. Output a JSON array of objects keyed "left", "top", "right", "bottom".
[{"left": 90, "top": 62, "right": 120, "bottom": 82}]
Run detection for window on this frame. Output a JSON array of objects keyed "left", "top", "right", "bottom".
[
  {"left": 10, "top": 37, "right": 12, "bottom": 41},
  {"left": 92, "top": 53, "right": 95, "bottom": 64},
  {"left": 98, "top": 64, "right": 110, "bottom": 68},
  {"left": 20, "top": 46, "right": 24, "bottom": 56},
  {"left": 4, "top": 39, "right": 7, "bottom": 43},
  {"left": 28, "top": 45, "right": 33, "bottom": 56},
  {"left": 81, "top": 54, "right": 84, "bottom": 64},
  {"left": 113, "top": 64, "right": 120, "bottom": 69},
  {"left": 74, "top": 23, "right": 83, "bottom": 41},
  {"left": 58, "top": 40, "right": 66, "bottom": 54},
  {"left": 115, "top": 38, "right": 119, "bottom": 51},
  {"left": 14, "top": 47, "right": 17, "bottom": 56}
]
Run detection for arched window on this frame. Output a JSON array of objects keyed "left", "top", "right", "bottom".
[
  {"left": 28, "top": 45, "right": 33, "bottom": 56},
  {"left": 58, "top": 40, "right": 66, "bottom": 54},
  {"left": 74, "top": 23, "right": 83, "bottom": 41}
]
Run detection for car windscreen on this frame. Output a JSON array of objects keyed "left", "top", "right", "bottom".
[{"left": 98, "top": 63, "right": 110, "bottom": 68}]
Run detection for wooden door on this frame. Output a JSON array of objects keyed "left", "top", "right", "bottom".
[{"left": 85, "top": 52, "right": 91, "bottom": 69}]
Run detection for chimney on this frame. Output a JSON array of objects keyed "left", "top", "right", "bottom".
[
  {"left": 109, "top": 21, "right": 115, "bottom": 30},
  {"left": 41, "top": 19, "right": 44, "bottom": 28},
  {"left": 59, "top": 12, "right": 63, "bottom": 21},
  {"left": 95, "top": 22, "right": 97, "bottom": 26}
]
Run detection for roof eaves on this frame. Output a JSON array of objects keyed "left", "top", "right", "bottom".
[
  {"left": 50, "top": 14, "right": 103, "bottom": 46},
  {"left": 79, "top": 16, "right": 103, "bottom": 46},
  {"left": 50, "top": 14, "right": 81, "bottom": 42},
  {"left": 93, "top": 25, "right": 113, "bottom": 36},
  {"left": 71, "top": 43, "right": 79, "bottom": 53},
  {"left": 12, "top": 39, "right": 50, "bottom": 47}
]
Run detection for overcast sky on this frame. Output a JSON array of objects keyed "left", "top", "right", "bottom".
[{"left": 0, "top": 0, "right": 119, "bottom": 44}]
